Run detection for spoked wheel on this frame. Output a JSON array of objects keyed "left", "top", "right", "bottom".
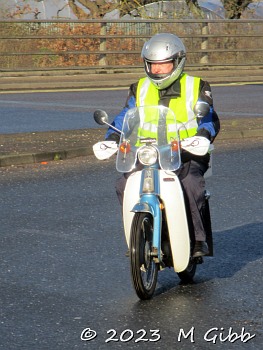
[
  {"left": 177, "top": 257, "right": 197, "bottom": 284},
  {"left": 130, "top": 212, "right": 158, "bottom": 300}
]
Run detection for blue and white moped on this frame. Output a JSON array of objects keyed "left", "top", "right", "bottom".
[{"left": 93, "top": 104, "right": 213, "bottom": 300}]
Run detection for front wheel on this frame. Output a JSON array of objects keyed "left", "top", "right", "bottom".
[
  {"left": 130, "top": 212, "right": 158, "bottom": 300},
  {"left": 177, "top": 257, "right": 197, "bottom": 284}
]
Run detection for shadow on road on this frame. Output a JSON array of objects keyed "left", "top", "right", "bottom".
[
  {"left": 208, "top": 221, "right": 263, "bottom": 279},
  {"left": 141, "top": 221, "right": 263, "bottom": 298}
]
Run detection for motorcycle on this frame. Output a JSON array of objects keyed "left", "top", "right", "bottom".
[{"left": 93, "top": 103, "right": 213, "bottom": 300}]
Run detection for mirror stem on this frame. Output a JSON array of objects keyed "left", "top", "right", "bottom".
[{"left": 103, "top": 121, "right": 123, "bottom": 135}]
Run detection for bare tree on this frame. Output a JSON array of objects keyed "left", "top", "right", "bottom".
[
  {"left": 66, "top": 0, "right": 216, "bottom": 19},
  {"left": 68, "top": 0, "right": 118, "bottom": 18},
  {"left": 1, "top": 1, "right": 33, "bottom": 19},
  {"left": 222, "top": 0, "right": 251, "bottom": 19},
  {"left": 0, "top": 0, "right": 254, "bottom": 20},
  {"left": 67, "top": 0, "right": 165, "bottom": 19}
]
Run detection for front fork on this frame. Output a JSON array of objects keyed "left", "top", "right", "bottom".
[{"left": 131, "top": 168, "right": 163, "bottom": 262}]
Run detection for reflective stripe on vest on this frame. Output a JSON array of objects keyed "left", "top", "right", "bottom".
[{"left": 136, "top": 74, "right": 200, "bottom": 139}]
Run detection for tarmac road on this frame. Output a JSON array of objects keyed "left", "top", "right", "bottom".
[
  {"left": 0, "top": 146, "right": 262, "bottom": 350},
  {"left": 0, "top": 84, "right": 262, "bottom": 349}
]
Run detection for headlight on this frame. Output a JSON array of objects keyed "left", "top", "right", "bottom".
[{"left": 138, "top": 145, "right": 158, "bottom": 166}]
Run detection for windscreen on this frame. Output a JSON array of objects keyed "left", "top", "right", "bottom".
[{"left": 116, "top": 106, "right": 181, "bottom": 172}]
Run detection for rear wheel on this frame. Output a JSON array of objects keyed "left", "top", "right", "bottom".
[
  {"left": 177, "top": 257, "right": 197, "bottom": 283},
  {"left": 130, "top": 212, "right": 158, "bottom": 300}
]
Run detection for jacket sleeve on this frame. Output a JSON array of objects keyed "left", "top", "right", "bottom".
[
  {"left": 105, "top": 84, "right": 137, "bottom": 142},
  {"left": 196, "top": 80, "right": 220, "bottom": 142}
]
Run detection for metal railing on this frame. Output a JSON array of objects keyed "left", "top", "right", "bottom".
[{"left": 0, "top": 19, "right": 262, "bottom": 72}]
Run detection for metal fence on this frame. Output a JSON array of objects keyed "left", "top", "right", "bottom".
[{"left": 0, "top": 19, "right": 262, "bottom": 72}]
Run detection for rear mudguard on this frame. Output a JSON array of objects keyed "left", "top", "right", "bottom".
[{"left": 123, "top": 170, "right": 190, "bottom": 273}]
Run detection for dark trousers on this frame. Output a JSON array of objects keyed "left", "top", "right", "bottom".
[
  {"left": 177, "top": 160, "right": 208, "bottom": 242},
  {"left": 115, "top": 160, "right": 209, "bottom": 242}
]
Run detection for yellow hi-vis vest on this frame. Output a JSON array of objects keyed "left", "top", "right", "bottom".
[{"left": 136, "top": 73, "right": 201, "bottom": 140}]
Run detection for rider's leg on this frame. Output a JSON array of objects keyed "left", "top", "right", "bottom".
[
  {"left": 179, "top": 160, "right": 209, "bottom": 257},
  {"left": 115, "top": 174, "right": 128, "bottom": 206}
]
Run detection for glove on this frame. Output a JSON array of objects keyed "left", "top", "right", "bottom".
[{"left": 93, "top": 141, "right": 118, "bottom": 160}]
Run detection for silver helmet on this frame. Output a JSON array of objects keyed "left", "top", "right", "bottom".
[{"left": 141, "top": 33, "right": 186, "bottom": 90}]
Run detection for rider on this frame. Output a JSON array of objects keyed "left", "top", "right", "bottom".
[{"left": 105, "top": 33, "right": 220, "bottom": 257}]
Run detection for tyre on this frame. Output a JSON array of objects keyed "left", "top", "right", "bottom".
[
  {"left": 177, "top": 257, "right": 197, "bottom": 284},
  {"left": 130, "top": 212, "right": 158, "bottom": 300}
]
